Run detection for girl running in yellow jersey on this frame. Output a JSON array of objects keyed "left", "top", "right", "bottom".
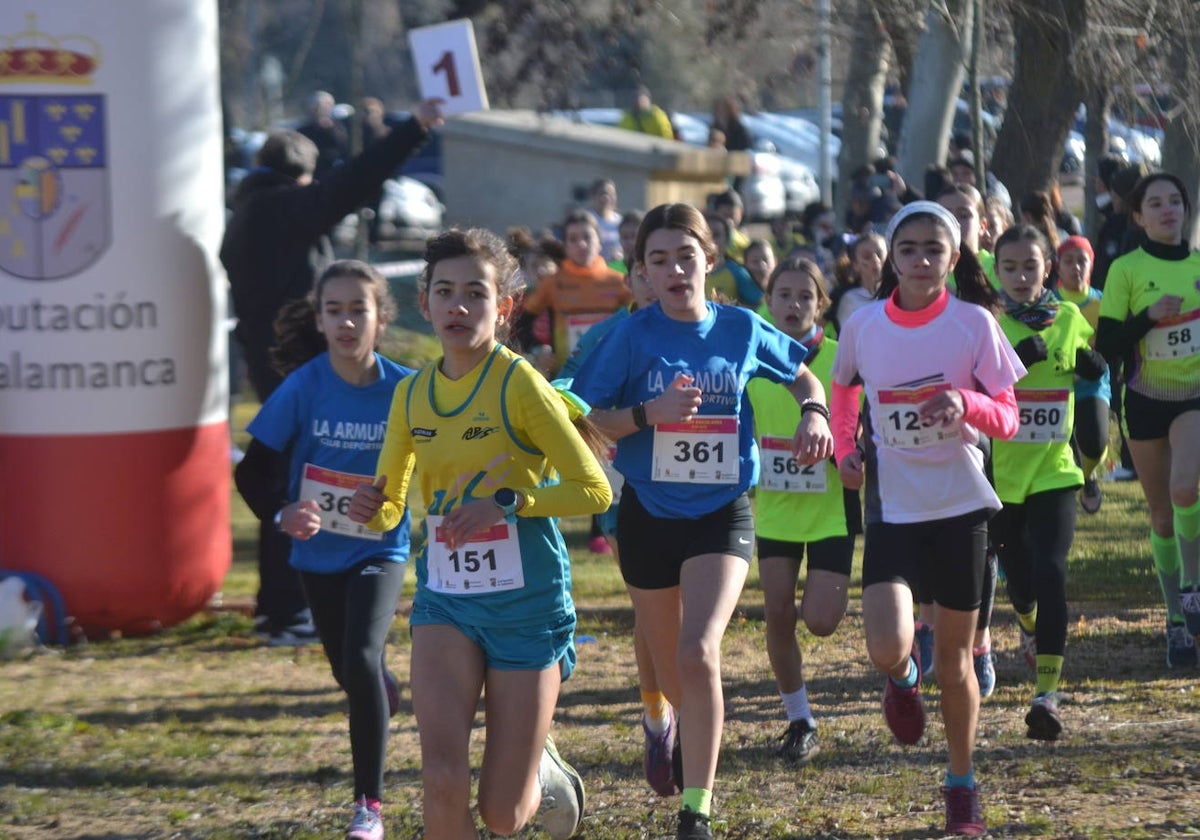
[{"left": 349, "top": 228, "right": 612, "bottom": 840}]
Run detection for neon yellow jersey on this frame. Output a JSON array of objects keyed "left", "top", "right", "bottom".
[
  {"left": 1100, "top": 246, "right": 1200, "bottom": 400},
  {"left": 993, "top": 302, "right": 1092, "bottom": 502},
  {"left": 747, "top": 339, "right": 848, "bottom": 542}
]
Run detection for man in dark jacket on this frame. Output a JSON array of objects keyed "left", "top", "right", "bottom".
[{"left": 221, "top": 98, "right": 441, "bottom": 644}]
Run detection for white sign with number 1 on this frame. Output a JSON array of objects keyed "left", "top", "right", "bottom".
[{"left": 408, "top": 19, "right": 490, "bottom": 117}]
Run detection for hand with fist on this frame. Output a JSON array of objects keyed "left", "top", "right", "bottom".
[
  {"left": 279, "top": 499, "right": 322, "bottom": 540},
  {"left": 348, "top": 475, "right": 388, "bottom": 524},
  {"left": 646, "top": 372, "right": 703, "bottom": 425}
]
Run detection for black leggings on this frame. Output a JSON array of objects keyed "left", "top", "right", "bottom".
[
  {"left": 990, "top": 487, "right": 1076, "bottom": 658},
  {"left": 1072, "top": 395, "right": 1109, "bottom": 463},
  {"left": 301, "top": 558, "right": 406, "bottom": 801}
]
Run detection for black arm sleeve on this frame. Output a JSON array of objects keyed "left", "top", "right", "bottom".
[
  {"left": 1096, "top": 310, "right": 1155, "bottom": 368},
  {"left": 233, "top": 438, "right": 291, "bottom": 523},
  {"left": 1074, "top": 347, "right": 1108, "bottom": 381},
  {"left": 286, "top": 118, "right": 430, "bottom": 240}
]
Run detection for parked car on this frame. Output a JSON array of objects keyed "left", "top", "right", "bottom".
[
  {"left": 1060, "top": 130, "right": 1086, "bottom": 183},
  {"left": 331, "top": 176, "right": 444, "bottom": 247},
  {"left": 553, "top": 107, "right": 791, "bottom": 221},
  {"left": 741, "top": 111, "right": 841, "bottom": 181}
]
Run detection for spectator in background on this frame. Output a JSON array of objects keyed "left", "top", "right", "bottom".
[
  {"left": 1020, "top": 191, "right": 1065, "bottom": 254},
  {"left": 508, "top": 230, "right": 562, "bottom": 378},
  {"left": 711, "top": 97, "right": 752, "bottom": 152},
  {"left": 1048, "top": 182, "right": 1083, "bottom": 238},
  {"left": 846, "top": 182, "right": 882, "bottom": 236},
  {"left": 1092, "top": 162, "right": 1149, "bottom": 291},
  {"left": 619, "top": 85, "right": 675, "bottom": 139},
  {"left": 710, "top": 188, "right": 751, "bottom": 262},
  {"left": 519, "top": 209, "right": 632, "bottom": 372},
  {"left": 948, "top": 153, "right": 977, "bottom": 189},
  {"left": 704, "top": 212, "right": 763, "bottom": 308},
  {"left": 297, "top": 90, "right": 350, "bottom": 178},
  {"left": 799, "top": 201, "right": 840, "bottom": 279},
  {"left": 874, "top": 156, "right": 921, "bottom": 207},
  {"left": 358, "top": 96, "right": 392, "bottom": 244},
  {"left": 982, "top": 196, "right": 1013, "bottom": 254},
  {"left": 609, "top": 209, "right": 645, "bottom": 276},
  {"left": 221, "top": 99, "right": 444, "bottom": 646},
  {"left": 588, "top": 178, "right": 624, "bottom": 263},
  {"left": 924, "top": 164, "right": 954, "bottom": 203},
  {"left": 1093, "top": 154, "right": 1125, "bottom": 226}
]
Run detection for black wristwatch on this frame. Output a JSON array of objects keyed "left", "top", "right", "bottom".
[{"left": 493, "top": 488, "right": 520, "bottom": 518}]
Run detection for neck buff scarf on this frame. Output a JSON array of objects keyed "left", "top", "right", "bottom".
[{"left": 1002, "top": 287, "right": 1059, "bottom": 331}]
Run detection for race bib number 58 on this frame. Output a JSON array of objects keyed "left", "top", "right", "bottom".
[{"left": 1144, "top": 309, "right": 1200, "bottom": 361}]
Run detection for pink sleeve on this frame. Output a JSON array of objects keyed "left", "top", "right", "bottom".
[
  {"left": 959, "top": 386, "right": 1019, "bottom": 440},
  {"left": 831, "top": 381, "right": 863, "bottom": 464}
]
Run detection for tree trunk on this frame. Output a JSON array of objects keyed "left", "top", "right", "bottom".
[
  {"left": 1082, "top": 84, "right": 1112, "bottom": 240},
  {"left": 1160, "top": 23, "right": 1200, "bottom": 246},
  {"left": 895, "top": 0, "right": 974, "bottom": 190},
  {"left": 835, "top": 0, "right": 890, "bottom": 221},
  {"left": 989, "top": 0, "right": 1087, "bottom": 206}
]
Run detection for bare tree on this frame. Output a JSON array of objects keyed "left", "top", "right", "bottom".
[
  {"left": 988, "top": 1, "right": 1088, "bottom": 204},
  {"left": 836, "top": 0, "right": 891, "bottom": 219},
  {"left": 895, "top": 0, "right": 975, "bottom": 189}
]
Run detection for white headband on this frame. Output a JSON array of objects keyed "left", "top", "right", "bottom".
[{"left": 884, "top": 200, "right": 962, "bottom": 251}]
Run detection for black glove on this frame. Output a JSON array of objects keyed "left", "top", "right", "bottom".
[
  {"left": 1074, "top": 347, "right": 1108, "bottom": 381},
  {"left": 1013, "top": 334, "right": 1049, "bottom": 368}
]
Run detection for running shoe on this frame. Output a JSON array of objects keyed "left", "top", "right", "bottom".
[
  {"left": 537, "top": 735, "right": 585, "bottom": 839},
  {"left": 1166, "top": 622, "right": 1199, "bottom": 668},
  {"left": 642, "top": 709, "right": 680, "bottom": 796},
  {"left": 1079, "top": 478, "right": 1102, "bottom": 514},
  {"left": 882, "top": 658, "right": 925, "bottom": 745},
  {"left": 973, "top": 644, "right": 996, "bottom": 699},
  {"left": 914, "top": 623, "right": 935, "bottom": 679},
  {"left": 587, "top": 535, "right": 613, "bottom": 555},
  {"left": 671, "top": 725, "right": 683, "bottom": 792},
  {"left": 268, "top": 619, "right": 320, "bottom": 647},
  {"left": 777, "top": 718, "right": 820, "bottom": 765},
  {"left": 345, "top": 797, "right": 383, "bottom": 840},
  {"left": 676, "top": 808, "right": 713, "bottom": 840},
  {"left": 1025, "top": 691, "right": 1064, "bottom": 741},
  {"left": 1180, "top": 586, "right": 1200, "bottom": 637},
  {"left": 1017, "top": 624, "right": 1038, "bottom": 672},
  {"left": 942, "top": 784, "right": 986, "bottom": 837}
]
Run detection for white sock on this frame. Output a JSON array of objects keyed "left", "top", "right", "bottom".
[{"left": 781, "top": 686, "right": 814, "bottom": 724}]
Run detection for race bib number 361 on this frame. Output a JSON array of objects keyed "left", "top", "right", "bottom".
[
  {"left": 652, "top": 415, "right": 739, "bottom": 484},
  {"left": 299, "top": 464, "right": 384, "bottom": 541}
]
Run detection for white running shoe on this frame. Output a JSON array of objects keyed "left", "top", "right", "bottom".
[{"left": 537, "top": 735, "right": 584, "bottom": 839}]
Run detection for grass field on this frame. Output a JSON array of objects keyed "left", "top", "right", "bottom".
[
  {"left": 3, "top": 473, "right": 1199, "bottom": 839},
  {"left": 2, "top": 323, "right": 1199, "bottom": 838}
]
